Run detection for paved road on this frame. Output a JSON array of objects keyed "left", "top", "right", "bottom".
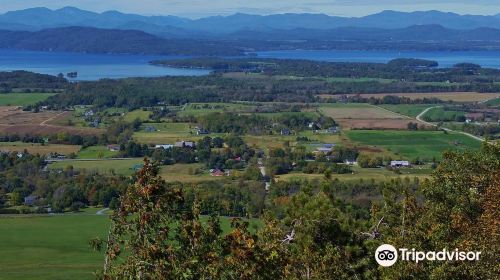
[{"left": 416, "top": 106, "right": 485, "bottom": 142}]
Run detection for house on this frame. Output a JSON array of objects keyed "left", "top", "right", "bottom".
[
  {"left": 84, "top": 110, "right": 94, "bottom": 117},
  {"left": 391, "top": 161, "right": 410, "bottom": 168},
  {"left": 281, "top": 128, "right": 291, "bottom": 136},
  {"left": 107, "top": 145, "right": 120, "bottom": 152},
  {"left": 465, "top": 113, "right": 484, "bottom": 121},
  {"left": 24, "top": 195, "right": 38, "bottom": 206},
  {"left": 345, "top": 159, "right": 357, "bottom": 165},
  {"left": 316, "top": 147, "right": 333, "bottom": 153},
  {"left": 196, "top": 128, "right": 210, "bottom": 135},
  {"left": 210, "top": 169, "right": 225, "bottom": 177},
  {"left": 144, "top": 126, "right": 156, "bottom": 132},
  {"left": 326, "top": 126, "right": 339, "bottom": 134},
  {"left": 175, "top": 141, "right": 195, "bottom": 148},
  {"left": 155, "top": 144, "right": 174, "bottom": 150}
]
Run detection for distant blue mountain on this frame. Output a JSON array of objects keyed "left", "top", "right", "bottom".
[{"left": 0, "top": 7, "right": 499, "bottom": 36}]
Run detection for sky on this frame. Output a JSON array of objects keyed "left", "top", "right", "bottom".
[{"left": 0, "top": 0, "right": 499, "bottom": 18}]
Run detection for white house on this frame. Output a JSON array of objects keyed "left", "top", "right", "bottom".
[
  {"left": 155, "top": 144, "right": 174, "bottom": 150},
  {"left": 390, "top": 160, "right": 410, "bottom": 167}
]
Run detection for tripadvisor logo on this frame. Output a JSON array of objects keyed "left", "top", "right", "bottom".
[{"left": 375, "top": 244, "right": 481, "bottom": 267}]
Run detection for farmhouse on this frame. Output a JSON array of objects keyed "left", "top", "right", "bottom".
[
  {"left": 175, "top": 141, "right": 195, "bottom": 148},
  {"left": 155, "top": 144, "right": 174, "bottom": 150},
  {"left": 344, "top": 159, "right": 357, "bottom": 165},
  {"left": 391, "top": 160, "right": 410, "bottom": 168},
  {"left": 24, "top": 195, "right": 38, "bottom": 206},
  {"left": 107, "top": 145, "right": 120, "bottom": 152},
  {"left": 196, "top": 128, "right": 210, "bottom": 135}
]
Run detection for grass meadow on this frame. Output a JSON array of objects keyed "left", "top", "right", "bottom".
[
  {"left": 0, "top": 213, "right": 261, "bottom": 280},
  {"left": 49, "top": 159, "right": 144, "bottom": 175},
  {"left": 0, "top": 93, "right": 55, "bottom": 106},
  {"left": 346, "top": 130, "right": 481, "bottom": 161}
]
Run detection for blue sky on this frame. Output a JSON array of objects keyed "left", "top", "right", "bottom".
[{"left": 0, "top": 0, "right": 499, "bottom": 18}]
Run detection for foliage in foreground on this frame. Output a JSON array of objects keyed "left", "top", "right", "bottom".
[{"left": 94, "top": 143, "right": 499, "bottom": 279}]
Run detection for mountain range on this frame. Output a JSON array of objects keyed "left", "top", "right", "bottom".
[{"left": 1, "top": 7, "right": 500, "bottom": 38}]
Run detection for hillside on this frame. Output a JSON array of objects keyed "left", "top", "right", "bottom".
[{"left": 0, "top": 27, "right": 243, "bottom": 56}]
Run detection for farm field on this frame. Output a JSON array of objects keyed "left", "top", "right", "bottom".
[
  {"left": 380, "top": 104, "right": 436, "bottom": 118},
  {"left": 276, "top": 166, "right": 431, "bottom": 182},
  {"left": 160, "top": 163, "right": 231, "bottom": 183},
  {"left": 0, "top": 213, "right": 261, "bottom": 280},
  {"left": 122, "top": 109, "right": 151, "bottom": 122},
  {"left": 0, "top": 142, "right": 81, "bottom": 155},
  {"left": 178, "top": 103, "right": 258, "bottom": 117},
  {"left": 421, "top": 107, "right": 465, "bottom": 122},
  {"left": 0, "top": 93, "right": 55, "bottom": 106},
  {"left": 0, "top": 107, "right": 101, "bottom": 136},
  {"left": 333, "top": 92, "right": 500, "bottom": 102},
  {"left": 133, "top": 122, "right": 205, "bottom": 144},
  {"left": 320, "top": 103, "right": 419, "bottom": 129},
  {"left": 346, "top": 130, "right": 482, "bottom": 161},
  {"left": 48, "top": 158, "right": 143, "bottom": 175},
  {"left": 77, "top": 146, "right": 118, "bottom": 159}
]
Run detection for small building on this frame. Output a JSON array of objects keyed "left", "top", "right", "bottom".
[
  {"left": 316, "top": 147, "right": 333, "bottom": 153},
  {"left": 391, "top": 161, "right": 410, "bottom": 168},
  {"left": 196, "top": 128, "right": 210, "bottom": 135},
  {"left": 24, "top": 195, "right": 38, "bottom": 206},
  {"left": 281, "top": 128, "right": 291, "bottom": 136},
  {"left": 175, "top": 141, "right": 195, "bottom": 148},
  {"left": 155, "top": 144, "right": 174, "bottom": 150},
  {"left": 326, "top": 126, "right": 339, "bottom": 134},
  {"left": 210, "top": 169, "right": 225, "bottom": 177},
  {"left": 84, "top": 110, "right": 94, "bottom": 117},
  {"left": 345, "top": 159, "right": 357, "bottom": 165},
  {"left": 107, "top": 145, "right": 120, "bottom": 152}
]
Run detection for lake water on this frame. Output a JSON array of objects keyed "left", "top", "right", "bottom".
[
  {"left": 255, "top": 50, "right": 500, "bottom": 69},
  {"left": 2, "top": 49, "right": 500, "bottom": 81},
  {"left": 0, "top": 50, "right": 210, "bottom": 80}
]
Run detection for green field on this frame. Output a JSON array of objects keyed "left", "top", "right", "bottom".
[
  {"left": 277, "top": 166, "right": 431, "bottom": 182},
  {"left": 178, "top": 103, "right": 257, "bottom": 117},
  {"left": 0, "top": 213, "right": 261, "bottom": 280},
  {"left": 123, "top": 109, "right": 151, "bottom": 122},
  {"left": 380, "top": 104, "right": 436, "bottom": 118},
  {"left": 0, "top": 93, "right": 55, "bottom": 106},
  {"left": 77, "top": 146, "right": 118, "bottom": 159},
  {"left": 346, "top": 130, "right": 481, "bottom": 161},
  {"left": 49, "top": 159, "right": 143, "bottom": 175},
  {"left": 421, "top": 107, "right": 465, "bottom": 122}
]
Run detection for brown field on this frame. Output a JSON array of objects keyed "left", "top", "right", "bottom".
[
  {"left": 0, "top": 107, "right": 101, "bottom": 136},
  {"left": 0, "top": 143, "right": 81, "bottom": 155},
  {"left": 321, "top": 106, "right": 403, "bottom": 119},
  {"left": 336, "top": 119, "right": 425, "bottom": 130},
  {"left": 320, "top": 92, "right": 500, "bottom": 102},
  {"left": 319, "top": 104, "right": 427, "bottom": 129}
]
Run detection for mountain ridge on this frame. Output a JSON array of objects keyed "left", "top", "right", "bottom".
[{"left": 1, "top": 7, "right": 499, "bottom": 35}]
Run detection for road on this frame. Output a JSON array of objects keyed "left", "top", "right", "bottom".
[
  {"left": 45, "top": 157, "right": 135, "bottom": 163},
  {"left": 258, "top": 158, "right": 271, "bottom": 191},
  {"left": 416, "top": 106, "right": 485, "bottom": 142},
  {"left": 96, "top": 208, "right": 110, "bottom": 215}
]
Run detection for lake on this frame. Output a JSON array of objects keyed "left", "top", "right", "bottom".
[
  {"left": 255, "top": 50, "right": 500, "bottom": 69},
  {"left": 0, "top": 50, "right": 210, "bottom": 80}
]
